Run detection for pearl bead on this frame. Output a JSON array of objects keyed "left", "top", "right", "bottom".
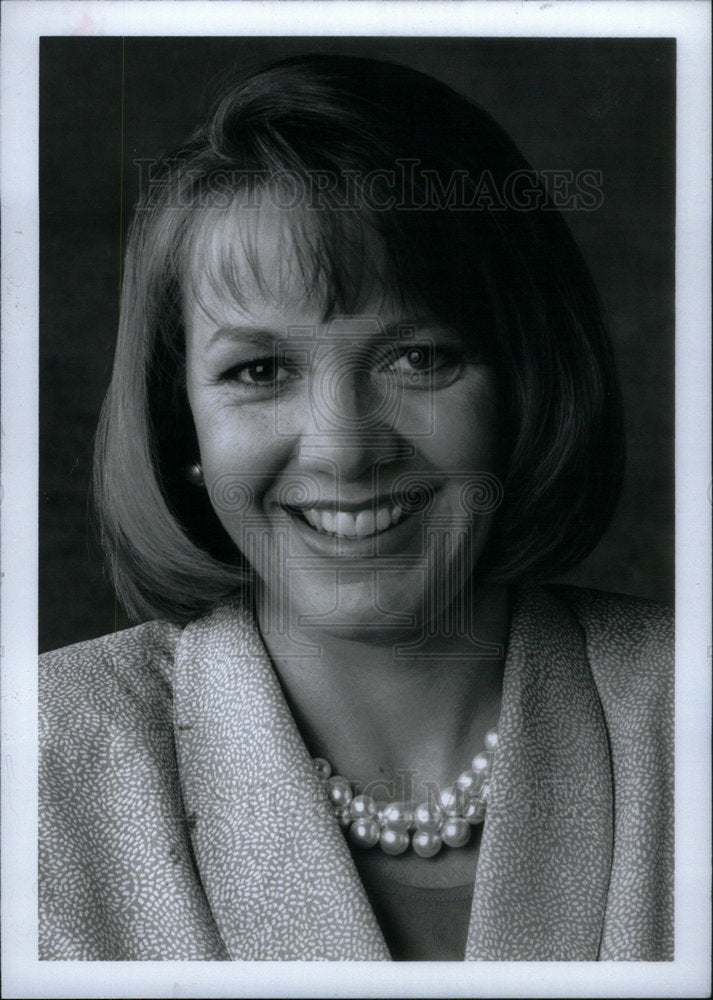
[
  {"left": 335, "top": 805, "right": 352, "bottom": 828},
  {"left": 442, "top": 816, "right": 471, "bottom": 848},
  {"left": 471, "top": 752, "right": 491, "bottom": 777},
  {"left": 313, "top": 757, "right": 332, "bottom": 780},
  {"left": 381, "top": 802, "right": 414, "bottom": 831},
  {"left": 349, "top": 817, "right": 380, "bottom": 848},
  {"left": 456, "top": 769, "right": 482, "bottom": 797},
  {"left": 327, "top": 776, "right": 353, "bottom": 807},
  {"left": 412, "top": 830, "right": 442, "bottom": 858},
  {"left": 463, "top": 798, "right": 486, "bottom": 825},
  {"left": 484, "top": 729, "right": 498, "bottom": 751},
  {"left": 349, "top": 794, "right": 378, "bottom": 821},
  {"left": 414, "top": 802, "right": 443, "bottom": 833},
  {"left": 379, "top": 827, "right": 410, "bottom": 856},
  {"left": 185, "top": 462, "right": 204, "bottom": 486},
  {"left": 439, "top": 786, "right": 465, "bottom": 817},
  {"left": 313, "top": 729, "right": 496, "bottom": 856}
]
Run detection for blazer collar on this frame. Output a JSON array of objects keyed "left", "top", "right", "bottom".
[
  {"left": 466, "top": 586, "right": 613, "bottom": 960},
  {"left": 172, "top": 601, "right": 389, "bottom": 960},
  {"left": 172, "top": 586, "right": 612, "bottom": 961}
]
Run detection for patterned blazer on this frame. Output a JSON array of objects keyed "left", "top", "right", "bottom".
[{"left": 39, "top": 585, "right": 673, "bottom": 960}]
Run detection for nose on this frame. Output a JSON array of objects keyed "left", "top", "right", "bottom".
[{"left": 296, "top": 351, "right": 405, "bottom": 482}]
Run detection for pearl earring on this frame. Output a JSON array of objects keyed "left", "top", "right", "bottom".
[{"left": 186, "top": 462, "right": 204, "bottom": 487}]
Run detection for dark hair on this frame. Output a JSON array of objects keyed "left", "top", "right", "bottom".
[{"left": 94, "top": 53, "right": 625, "bottom": 622}]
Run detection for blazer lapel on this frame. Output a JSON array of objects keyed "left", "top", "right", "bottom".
[
  {"left": 171, "top": 587, "right": 611, "bottom": 961},
  {"left": 466, "top": 586, "right": 613, "bottom": 960},
  {"left": 172, "top": 601, "right": 389, "bottom": 960}
]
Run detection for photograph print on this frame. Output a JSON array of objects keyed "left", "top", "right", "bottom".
[{"left": 38, "top": 35, "right": 675, "bottom": 963}]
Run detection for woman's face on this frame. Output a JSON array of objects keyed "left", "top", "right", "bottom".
[{"left": 184, "top": 203, "right": 499, "bottom": 642}]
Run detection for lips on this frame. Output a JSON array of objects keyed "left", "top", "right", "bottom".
[{"left": 298, "top": 503, "right": 404, "bottom": 538}]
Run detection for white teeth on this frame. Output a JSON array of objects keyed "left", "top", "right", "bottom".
[
  {"left": 296, "top": 503, "right": 406, "bottom": 538},
  {"left": 303, "top": 509, "right": 320, "bottom": 530},
  {"left": 355, "top": 510, "right": 376, "bottom": 538},
  {"left": 335, "top": 512, "right": 357, "bottom": 537},
  {"left": 376, "top": 507, "right": 392, "bottom": 531}
]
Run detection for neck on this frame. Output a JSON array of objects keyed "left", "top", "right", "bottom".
[{"left": 256, "top": 584, "right": 509, "bottom": 802}]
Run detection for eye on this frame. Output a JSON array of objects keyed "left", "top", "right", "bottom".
[
  {"left": 222, "top": 356, "right": 298, "bottom": 389},
  {"left": 399, "top": 347, "right": 431, "bottom": 371},
  {"left": 382, "top": 343, "right": 465, "bottom": 388}
]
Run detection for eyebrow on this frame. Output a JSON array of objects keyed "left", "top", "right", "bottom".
[
  {"left": 206, "top": 318, "right": 450, "bottom": 351},
  {"left": 206, "top": 326, "right": 281, "bottom": 350}
]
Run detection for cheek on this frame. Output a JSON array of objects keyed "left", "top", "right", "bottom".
[
  {"left": 404, "top": 378, "right": 498, "bottom": 470},
  {"left": 195, "top": 405, "right": 266, "bottom": 464},
  {"left": 191, "top": 402, "right": 289, "bottom": 519}
]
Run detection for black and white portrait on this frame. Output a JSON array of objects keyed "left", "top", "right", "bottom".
[{"left": 1, "top": 3, "right": 710, "bottom": 997}]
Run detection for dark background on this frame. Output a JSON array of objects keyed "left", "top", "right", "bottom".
[{"left": 39, "top": 37, "right": 675, "bottom": 653}]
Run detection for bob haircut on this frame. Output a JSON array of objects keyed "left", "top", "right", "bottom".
[{"left": 94, "top": 53, "right": 625, "bottom": 623}]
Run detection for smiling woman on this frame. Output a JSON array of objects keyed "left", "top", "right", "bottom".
[
  {"left": 183, "top": 198, "right": 499, "bottom": 642},
  {"left": 39, "top": 53, "right": 673, "bottom": 962}
]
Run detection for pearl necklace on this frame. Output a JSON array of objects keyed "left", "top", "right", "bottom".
[{"left": 314, "top": 729, "right": 497, "bottom": 857}]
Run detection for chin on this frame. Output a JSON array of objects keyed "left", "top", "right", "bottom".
[{"left": 277, "top": 568, "right": 430, "bottom": 645}]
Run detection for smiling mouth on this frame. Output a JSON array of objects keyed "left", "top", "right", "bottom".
[{"left": 289, "top": 503, "right": 406, "bottom": 539}]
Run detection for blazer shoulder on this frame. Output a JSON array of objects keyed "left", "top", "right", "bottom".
[
  {"left": 548, "top": 583, "right": 672, "bottom": 642},
  {"left": 547, "top": 584, "right": 673, "bottom": 705},
  {"left": 40, "top": 620, "right": 183, "bottom": 744},
  {"left": 40, "top": 618, "right": 182, "bottom": 675}
]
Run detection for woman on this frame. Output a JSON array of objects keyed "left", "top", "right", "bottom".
[{"left": 39, "top": 54, "right": 673, "bottom": 961}]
